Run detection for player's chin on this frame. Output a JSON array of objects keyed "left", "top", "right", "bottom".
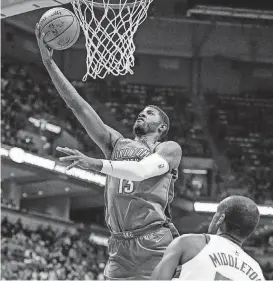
[{"left": 133, "top": 124, "right": 146, "bottom": 135}]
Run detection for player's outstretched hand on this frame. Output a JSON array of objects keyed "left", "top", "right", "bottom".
[
  {"left": 57, "top": 146, "right": 97, "bottom": 170},
  {"left": 35, "top": 23, "right": 53, "bottom": 65}
]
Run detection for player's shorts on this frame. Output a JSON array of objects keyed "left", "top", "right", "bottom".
[{"left": 104, "top": 223, "right": 178, "bottom": 280}]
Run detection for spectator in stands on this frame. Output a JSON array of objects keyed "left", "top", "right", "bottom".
[{"left": 1, "top": 217, "right": 108, "bottom": 280}]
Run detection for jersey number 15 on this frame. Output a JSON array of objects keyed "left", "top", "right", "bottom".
[{"left": 118, "top": 179, "right": 135, "bottom": 194}]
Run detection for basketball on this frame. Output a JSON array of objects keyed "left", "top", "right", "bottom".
[{"left": 38, "top": 7, "right": 80, "bottom": 50}]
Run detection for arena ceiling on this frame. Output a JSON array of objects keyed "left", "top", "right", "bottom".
[
  {"left": 189, "top": 0, "right": 273, "bottom": 11},
  {"left": 3, "top": 0, "right": 273, "bottom": 35}
]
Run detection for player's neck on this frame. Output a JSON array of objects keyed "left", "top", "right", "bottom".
[
  {"left": 218, "top": 233, "right": 243, "bottom": 247},
  {"left": 135, "top": 135, "right": 158, "bottom": 146}
]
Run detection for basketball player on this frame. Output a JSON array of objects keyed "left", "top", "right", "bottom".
[
  {"left": 35, "top": 25, "right": 182, "bottom": 279},
  {"left": 151, "top": 196, "right": 265, "bottom": 281}
]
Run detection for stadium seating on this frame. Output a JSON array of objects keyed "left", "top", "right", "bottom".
[
  {"left": 1, "top": 216, "right": 107, "bottom": 280},
  {"left": 206, "top": 92, "right": 273, "bottom": 204},
  {"left": 1, "top": 59, "right": 103, "bottom": 158},
  {"left": 1, "top": 59, "right": 210, "bottom": 159}
]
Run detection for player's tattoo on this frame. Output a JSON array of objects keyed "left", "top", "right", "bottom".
[
  {"left": 137, "top": 136, "right": 153, "bottom": 150},
  {"left": 45, "top": 59, "right": 53, "bottom": 68},
  {"left": 140, "top": 136, "right": 148, "bottom": 144}
]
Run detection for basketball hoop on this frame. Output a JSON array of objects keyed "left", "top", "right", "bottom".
[{"left": 71, "top": 0, "right": 153, "bottom": 80}]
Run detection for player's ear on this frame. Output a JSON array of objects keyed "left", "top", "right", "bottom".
[
  {"left": 216, "top": 214, "right": 225, "bottom": 228},
  {"left": 158, "top": 123, "right": 167, "bottom": 134}
]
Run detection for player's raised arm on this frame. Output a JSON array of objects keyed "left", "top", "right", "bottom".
[{"left": 35, "top": 24, "right": 122, "bottom": 158}]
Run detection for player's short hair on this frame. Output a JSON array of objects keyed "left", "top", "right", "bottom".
[
  {"left": 146, "top": 105, "right": 170, "bottom": 139},
  {"left": 218, "top": 196, "right": 260, "bottom": 239}
]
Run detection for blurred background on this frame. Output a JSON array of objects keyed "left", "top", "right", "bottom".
[{"left": 1, "top": 0, "right": 273, "bottom": 279}]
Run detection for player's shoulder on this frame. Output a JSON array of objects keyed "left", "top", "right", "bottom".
[
  {"left": 156, "top": 141, "right": 182, "bottom": 154},
  {"left": 155, "top": 141, "right": 182, "bottom": 169},
  {"left": 179, "top": 233, "right": 207, "bottom": 242},
  {"left": 168, "top": 234, "right": 207, "bottom": 259},
  {"left": 173, "top": 233, "right": 206, "bottom": 248}
]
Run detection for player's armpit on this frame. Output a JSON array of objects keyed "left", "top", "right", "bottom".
[
  {"left": 155, "top": 141, "right": 182, "bottom": 170},
  {"left": 76, "top": 106, "right": 123, "bottom": 159},
  {"left": 102, "top": 124, "right": 123, "bottom": 159},
  {"left": 150, "top": 237, "right": 184, "bottom": 280},
  {"left": 104, "top": 124, "right": 123, "bottom": 140}
]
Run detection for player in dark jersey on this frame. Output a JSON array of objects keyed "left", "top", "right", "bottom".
[
  {"left": 57, "top": 106, "right": 182, "bottom": 279},
  {"left": 36, "top": 27, "right": 182, "bottom": 279}
]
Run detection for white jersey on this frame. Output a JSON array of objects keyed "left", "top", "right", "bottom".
[{"left": 176, "top": 235, "right": 265, "bottom": 281}]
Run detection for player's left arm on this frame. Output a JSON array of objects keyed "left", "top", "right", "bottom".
[
  {"left": 150, "top": 236, "right": 184, "bottom": 280},
  {"left": 58, "top": 141, "right": 182, "bottom": 181},
  {"left": 154, "top": 141, "right": 182, "bottom": 171}
]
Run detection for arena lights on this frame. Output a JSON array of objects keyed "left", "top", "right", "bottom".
[
  {"left": 89, "top": 233, "right": 108, "bottom": 247},
  {"left": 9, "top": 147, "right": 25, "bottom": 163},
  {"left": 29, "top": 117, "right": 61, "bottom": 134},
  {"left": 194, "top": 202, "right": 273, "bottom": 217},
  {"left": 183, "top": 169, "right": 207, "bottom": 174},
  {"left": 1, "top": 147, "right": 106, "bottom": 187},
  {"left": 0, "top": 147, "right": 9, "bottom": 157},
  {"left": 194, "top": 202, "right": 218, "bottom": 213}
]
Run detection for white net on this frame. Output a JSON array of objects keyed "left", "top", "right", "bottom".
[{"left": 71, "top": 0, "right": 153, "bottom": 80}]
